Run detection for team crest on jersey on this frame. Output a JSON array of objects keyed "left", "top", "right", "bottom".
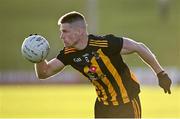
[
  {"left": 82, "top": 53, "right": 90, "bottom": 62},
  {"left": 84, "top": 65, "right": 106, "bottom": 80}
]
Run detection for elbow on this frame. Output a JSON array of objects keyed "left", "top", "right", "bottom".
[
  {"left": 38, "top": 76, "right": 48, "bottom": 80},
  {"left": 135, "top": 42, "right": 146, "bottom": 52},
  {"left": 137, "top": 42, "right": 145, "bottom": 48},
  {"left": 36, "top": 73, "right": 49, "bottom": 80},
  {"left": 136, "top": 42, "right": 156, "bottom": 57}
]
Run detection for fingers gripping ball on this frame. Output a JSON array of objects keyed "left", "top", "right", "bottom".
[{"left": 21, "top": 34, "right": 50, "bottom": 63}]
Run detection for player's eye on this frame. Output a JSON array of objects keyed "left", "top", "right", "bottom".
[{"left": 61, "top": 29, "right": 67, "bottom": 33}]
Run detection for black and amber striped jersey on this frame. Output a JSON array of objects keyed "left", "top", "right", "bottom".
[{"left": 57, "top": 34, "right": 140, "bottom": 106}]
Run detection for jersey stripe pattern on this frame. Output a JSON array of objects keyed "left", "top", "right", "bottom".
[
  {"left": 57, "top": 34, "right": 140, "bottom": 106},
  {"left": 89, "top": 39, "right": 108, "bottom": 47},
  {"left": 64, "top": 47, "right": 76, "bottom": 54}
]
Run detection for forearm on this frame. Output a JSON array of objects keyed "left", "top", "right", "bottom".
[
  {"left": 138, "top": 44, "right": 172, "bottom": 94},
  {"left": 136, "top": 43, "right": 164, "bottom": 74},
  {"left": 121, "top": 37, "right": 171, "bottom": 94},
  {"left": 34, "top": 58, "right": 65, "bottom": 79},
  {"left": 34, "top": 60, "right": 49, "bottom": 79}
]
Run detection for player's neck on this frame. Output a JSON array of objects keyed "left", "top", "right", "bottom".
[{"left": 74, "top": 34, "right": 88, "bottom": 50}]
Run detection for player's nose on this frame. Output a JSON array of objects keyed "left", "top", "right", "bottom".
[
  {"left": 60, "top": 34, "right": 66, "bottom": 42},
  {"left": 60, "top": 33, "right": 63, "bottom": 39}
]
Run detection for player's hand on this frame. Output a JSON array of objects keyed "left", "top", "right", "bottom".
[{"left": 157, "top": 71, "right": 172, "bottom": 94}]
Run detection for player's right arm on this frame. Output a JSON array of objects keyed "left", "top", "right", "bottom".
[{"left": 34, "top": 58, "right": 65, "bottom": 79}]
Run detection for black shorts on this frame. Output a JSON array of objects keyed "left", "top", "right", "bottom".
[{"left": 94, "top": 96, "right": 141, "bottom": 118}]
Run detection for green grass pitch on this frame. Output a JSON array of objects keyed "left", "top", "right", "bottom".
[{"left": 0, "top": 84, "right": 179, "bottom": 118}]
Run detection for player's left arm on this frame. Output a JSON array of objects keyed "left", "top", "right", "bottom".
[{"left": 121, "top": 37, "right": 172, "bottom": 94}]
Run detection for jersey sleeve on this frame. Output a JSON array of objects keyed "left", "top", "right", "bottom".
[
  {"left": 56, "top": 48, "right": 69, "bottom": 65},
  {"left": 105, "top": 34, "right": 123, "bottom": 55}
]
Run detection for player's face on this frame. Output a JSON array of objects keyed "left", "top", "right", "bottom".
[{"left": 60, "top": 23, "right": 80, "bottom": 47}]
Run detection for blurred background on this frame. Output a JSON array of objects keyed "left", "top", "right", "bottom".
[{"left": 0, "top": 0, "right": 179, "bottom": 118}]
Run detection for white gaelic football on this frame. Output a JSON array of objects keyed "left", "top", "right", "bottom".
[{"left": 21, "top": 34, "right": 50, "bottom": 63}]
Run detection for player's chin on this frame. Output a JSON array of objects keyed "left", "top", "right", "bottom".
[{"left": 64, "top": 43, "right": 72, "bottom": 48}]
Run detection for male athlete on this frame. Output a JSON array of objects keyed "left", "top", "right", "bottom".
[{"left": 35, "top": 11, "right": 172, "bottom": 118}]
